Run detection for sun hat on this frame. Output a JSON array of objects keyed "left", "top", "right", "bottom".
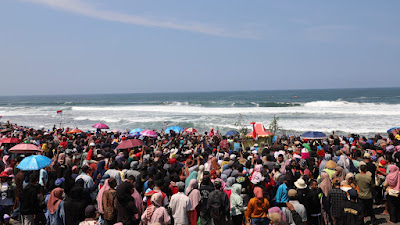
[
  {"left": 294, "top": 178, "right": 307, "bottom": 189},
  {"left": 325, "top": 160, "right": 337, "bottom": 169}
]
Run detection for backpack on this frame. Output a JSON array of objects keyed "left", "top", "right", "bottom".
[{"left": 209, "top": 191, "right": 223, "bottom": 219}]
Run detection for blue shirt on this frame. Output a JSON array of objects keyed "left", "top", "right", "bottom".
[{"left": 276, "top": 183, "right": 289, "bottom": 203}]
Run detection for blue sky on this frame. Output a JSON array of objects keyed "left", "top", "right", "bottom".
[{"left": 1, "top": 0, "right": 399, "bottom": 95}]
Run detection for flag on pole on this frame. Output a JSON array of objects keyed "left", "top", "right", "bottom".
[{"left": 57, "top": 110, "right": 62, "bottom": 115}]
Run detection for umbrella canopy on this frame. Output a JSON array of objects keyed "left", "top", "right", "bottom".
[
  {"left": 67, "top": 128, "right": 84, "bottom": 134},
  {"left": 92, "top": 123, "right": 109, "bottom": 129},
  {"left": 140, "top": 130, "right": 157, "bottom": 138},
  {"left": 165, "top": 126, "right": 184, "bottom": 134},
  {"left": 184, "top": 128, "right": 198, "bottom": 133},
  {"left": 387, "top": 127, "right": 400, "bottom": 133},
  {"left": 9, "top": 143, "right": 43, "bottom": 154},
  {"left": 0, "top": 137, "right": 21, "bottom": 144},
  {"left": 226, "top": 130, "right": 240, "bottom": 136},
  {"left": 130, "top": 128, "right": 143, "bottom": 134},
  {"left": 0, "top": 128, "right": 12, "bottom": 133},
  {"left": 300, "top": 131, "right": 327, "bottom": 139},
  {"left": 17, "top": 155, "right": 52, "bottom": 171},
  {"left": 116, "top": 139, "right": 144, "bottom": 150}
]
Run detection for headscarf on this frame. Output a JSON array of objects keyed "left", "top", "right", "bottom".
[
  {"left": 225, "top": 177, "right": 236, "bottom": 190},
  {"left": 319, "top": 154, "right": 332, "bottom": 171},
  {"left": 386, "top": 165, "right": 400, "bottom": 191},
  {"left": 47, "top": 188, "right": 64, "bottom": 214},
  {"left": 337, "top": 155, "right": 350, "bottom": 172},
  {"left": 250, "top": 164, "right": 264, "bottom": 184},
  {"left": 268, "top": 207, "right": 286, "bottom": 221},
  {"left": 2, "top": 155, "right": 10, "bottom": 168},
  {"left": 96, "top": 178, "right": 113, "bottom": 214},
  {"left": 197, "top": 165, "right": 204, "bottom": 186},
  {"left": 211, "top": 157, "right": 221, "bottom": 170},
  {"left": 254, "top": 187, "right": 263, "bottom": 199},
  {"left": 185, "top": 171, "right": 198, "bottom": 194},
  {"left": 143, "top": 192, "right": 162, "bottom": 224},
  {"left": 333, "top": 166, "right": 346, "bottom": 182},
  {"left": 320, "top": 172, "right": 332, "bottom": 196},
  {"left": 186, "top": 179, "right": 201, "bottom": 210}
]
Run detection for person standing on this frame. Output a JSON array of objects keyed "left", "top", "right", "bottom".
[
  {"left": 169, "top": 182, "right": 192, "bottom": 225},
  {"left": 245, "top": 187, "right": 270, "bottom": 225},
  {"left": 356, "top": 162, "right": 377, "bottom": 225},
  {"left": 20, "top": 174, "right": 41, "bottom": 225},
  {"left": 383, "top": 164, "right": 400, "bottom": 223},
  {"left": 207, "top": 180, "right": 229, "bottom": 225},
  {"left": 327, "top": 178, "right": 347, "bottom": 225},
  {"left": 339, "top": 189, "right": 364, "bottom": 225}
]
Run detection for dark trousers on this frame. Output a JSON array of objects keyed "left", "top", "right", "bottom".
[
  {"left": 232, "top": 214, "right": 243, "bottom": 225},
  {"left": 358, "top": 198, "right": 376, "bottom": 223},
  {"left": 387, "top": 195, "right": 400, "bottom": 223},
  {"left": 309, "top": 214, "right": 321, "bottom": 225}
]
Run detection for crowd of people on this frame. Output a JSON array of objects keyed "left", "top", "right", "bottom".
[{"left": 0, "top": 121, "right": 399, "bottom": 225}]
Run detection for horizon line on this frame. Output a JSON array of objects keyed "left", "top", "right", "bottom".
[{"left": 0, "top": 86, "right": 399, "bottom": 98}]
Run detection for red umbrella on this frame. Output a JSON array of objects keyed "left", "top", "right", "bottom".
[
  {"left": 184, "top": 128, "right": 198, "bottom": 133},
  {"left": 1, "top": 137, "right": 21, "bottom": 144},
  {"left": 9, "top": 143, "right": 43, "bottom": 154},
  {"left": 67, "top": 128, "right": 84, "bottom": 134},
  {"left": 116, "top": 139, "right": 144, "bottom": 150}
]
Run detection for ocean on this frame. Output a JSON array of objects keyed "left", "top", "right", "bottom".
[{"left": 0, "top": 88, "right": 399, "bottom": 136}]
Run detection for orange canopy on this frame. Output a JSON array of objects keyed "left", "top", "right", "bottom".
[{"left": 246, "top": 123, "right": 273, "bottom": 138}]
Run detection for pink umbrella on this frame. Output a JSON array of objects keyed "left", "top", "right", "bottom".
[
  {"left": 92, "top": 123, "right": 109, "bottom": 129},
  {"left": 1, "top": 137, "right": 21, "bottom": 144},
  {"left": 184, "top": 128, "right": 198, "bottom": 133},
  {"left": 9, "top": 143, "right": 43, "bottom": 154},
  {"left": 116, "top": 139, "right": 144, "bottom": 150},
  {"left": 140, "top": 130, "right": 158, "bottom": 138}
]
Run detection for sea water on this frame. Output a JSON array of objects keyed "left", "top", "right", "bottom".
[{"left": 0, "top": 88, "right": 399, "bottom": 136}]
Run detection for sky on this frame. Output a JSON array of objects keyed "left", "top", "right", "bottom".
[{"left": 1, "top": 0, "right": 399, "bottom": 95}]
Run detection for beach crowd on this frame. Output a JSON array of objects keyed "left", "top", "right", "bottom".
[{"left": 0, "top": 121, "right": 399, "bottom": 225}]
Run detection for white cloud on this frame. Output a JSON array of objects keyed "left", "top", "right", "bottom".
[{"left": 22, "top": 0, "right": 261, "bottom": 39}]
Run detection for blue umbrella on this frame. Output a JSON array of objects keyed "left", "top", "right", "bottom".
[
  {"left": 165, "top": 126, "right": 184, "bottom": 134},
  {"left": 225, "top": 130, "right": 240, "bottom": 136},
  {"left": 17, "top": 155, "right": 52, "bottom": 171},
  {"left": 300, "top": 131, "right": 327, "bottom": 139},
  {"left": 387, "top": 127, "right": 400, "bottom": 133},
  {"left": 130, "top": 128, "right": 143, "bottom": 134}
]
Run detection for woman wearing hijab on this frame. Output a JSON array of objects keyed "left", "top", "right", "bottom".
[
  {"left": 230, "top": 183, "right": 245, "bottom": 225},
  {"left": 224, "top": 177, "right": 236, "bottom": 199},
  {"left": 197, "top": 165, "right": 205, "bottom": 186},
  {"left": 384, "top": 165, "right": 400, "bottom": 223},
  {"left": 245, "top": 187, "right": 270, "bottom": 225},
  {"left": 332, "top": 166, "right": 346, "bottom": 182},
  {"left": 211, "top": 157, "right": 221, "bottom": 171},
  {"left": 64, "top": 185, "right": 86, "bottom": 225},
  {"left": 319, "top": 172, "right": 332, "bottom": 225},
  {"left": 47, "top": 188, "right": 65, "bottom": 225},
  {"left": 116, "top": 180, "right": 137, "bottom": 225},
  {"left": 340, "top": 173, "right": 359, "bottom": 197},
  {"left": 184, "top": 171, "right": 198, "bottom": 194},
  {"left": 250, "top": 165, "right": 265, "bottom": 185},
  {"left": 186, "top": 179, "right": 201, "bottom": 225},
  {"left": 268, "top": 207, "right": 286, "bottom": 223},
  {"left": 319, "top": 154, "right": 332, "bottom": 171},
  {"left": 141, "top": 192, "right": 171, "bottom": 225}
]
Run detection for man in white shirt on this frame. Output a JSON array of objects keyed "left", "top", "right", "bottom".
[
  {"left": 282, "top": 189, "right": 307, "bottom": 225},
  {"left": 169, "top": 182, "right": 191, "bottom": 225}
]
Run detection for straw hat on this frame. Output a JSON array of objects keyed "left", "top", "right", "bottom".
[{"left": 325, "top": 160, "right": 337, "bottom": 169}]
